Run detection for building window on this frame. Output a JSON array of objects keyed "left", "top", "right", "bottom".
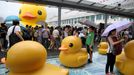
[
  {"left": 74, "top": 21, "right": 76, "bottom": 24},
  {"left": 110, "top": 15, "right": 117, "bottom": 19},
  {"left": 63, "top": 20, "right": 65, "bottom": 24},
  {"left": 91, "top": 15, "right": 95, "bottom": 22},
  {"left": 86, "top": 16, "right": 89, "bottom": 20},
  {"left": 67, "top": 20, "right": 69, "bottom": 24},
  {"left": 96, "top": 14, "right": 102, "bottom": 20},
  {"left": 103, "top": 14, "right": 105, "bottom": 20},
  {"left": 103, "top": 14, "right": 109, "bottom": 20},
  {"left": 129, "top": 18, "right": 134, "bottom": 21},
  {"left": 78, "top": 17, "right": 80, "bottom": 21}
]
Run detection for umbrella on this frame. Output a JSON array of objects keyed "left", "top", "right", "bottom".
[
  {"left": 102, "top": 20, "right": 133, "bottom": 37},
  {"left": 5, "top": 15, "right": 20, "bottom": 22},
  {"left": 79, "top": 19, "right": 98, "bottom": 28}
]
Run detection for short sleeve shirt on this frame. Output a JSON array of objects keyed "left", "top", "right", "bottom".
[
  {"left": 86, "top": 32, "right": 94, "bottom": 46},
  {"left": 53, "top": 29, "right": 59, "bottom": 38},
  {"left": 6, "top": 26, "right": 21, "bottom": 40}
]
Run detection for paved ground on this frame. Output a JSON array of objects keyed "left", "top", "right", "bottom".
[{"left": 0, "top": 49, "right": 122, "bottom": 75}]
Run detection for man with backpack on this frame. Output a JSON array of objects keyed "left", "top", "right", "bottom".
[{"left": 6, "top": 20, "right": 24, "bottom": 48}]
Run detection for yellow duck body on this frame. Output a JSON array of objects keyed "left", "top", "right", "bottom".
[
  {"left": 9, "top": 64, "right": 68, "bottom": 75},
  {"left": 59, "top": 36, "right": 88, "bottom": 67},
  {"left": 19, "top": 4, "right": 47, "bottom": 27},
  {"left": 98, "top": 42, "right": 108, "bottom": 55},
  {"left": 116, "top": 40, "right": 134, "bottom": 75},
  {"left": 6, "top": 41, "right": 68, "bottom": 75}
]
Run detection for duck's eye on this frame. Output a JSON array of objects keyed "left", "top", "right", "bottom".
[
  {"left": 19, "top": 10, "right": 21, "bottom": 14},
  {"left": 38, "top": 10, "right": 42, "bottom": 15},
  {"left": 69, "top": 43, "right": 73, "bottom": 47}
]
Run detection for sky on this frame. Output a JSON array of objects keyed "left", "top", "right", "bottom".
[{"left": 0, "top": 0, "right": 133, "bottom": 22}]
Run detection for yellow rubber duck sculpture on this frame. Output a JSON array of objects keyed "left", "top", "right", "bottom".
[
  {"left": 98, "top": 42, "right": 108, "bottom": 54},
  {"left": 19, "top": 4, "right": 47, "bottom": 27},
  {"left": 59, "top": 36, "right": 88, "bottom": 67},
  {"left": 116, "top": 40, "right": 134, "bottom": 75},
  {"left": 6, "top": 41, "right": 69, "bottom": 75}
]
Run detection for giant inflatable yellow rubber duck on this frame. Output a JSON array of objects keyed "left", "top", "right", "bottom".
[
  {"left": 59, "top": 36, "right": 88, "bottom": 67},
  {"left": 19, "top": 4, "right": 47, "bottom": 27},
  {"left": 6, "top": 41, "right": 69, "bottom": 75},
  {"left": 116, "top": 40, "right": 134, "bottom": 75},
  {"left": 98, "top": 42, "right": 108, "bottom": 55}
]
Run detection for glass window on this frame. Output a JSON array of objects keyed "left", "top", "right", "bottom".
[
  {"left": 74, "top": 21, "right": 77, "bottom": 24},
  {"left": 65, "top": 20, "right": 66, "bottom": 24},
  {"left": 63, "top": 20, "right": 65, "bottom": 24},
  {"left": 68, "top": 19, "right": 70, "bottom": 24},
  {"left": 110, "top": 15, "right": 117, "bottom": 19},
  {"left": 70, "top": 19, "right": 72, "bottom": 24},
  {"left": 102, "top": 14, "right": 110, "bottom": 20},
  {"left": 91, "top": 15, "right": 95, "bottom": 22},
  {"left": 66, "top": 20, "right": 68, "bottom": 24},
  {"left": 96, "top": 14, "right": 102, "bottom": 20},
  {"left": 103, "top": 14, "right": 105, "bottom": 20},
  {"left": 86, "top": 16, "right": 89, "bottom": 20},
  {"left": 88, "top": 16, "right": 91, "bottom": 21},
  {"left": 129, "top": 18, "right": 134, "bottom": 21}
]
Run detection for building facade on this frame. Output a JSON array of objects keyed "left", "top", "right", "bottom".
[{"left": 48, "top": 13, "right": 134, "bottom": 27}]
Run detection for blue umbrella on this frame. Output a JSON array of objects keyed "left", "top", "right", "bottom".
[
  {"left": 5, "top": 16, "right": 20, "bottom": 28},
  {"left": 5, "top": 15, "right": 20, "bottom": 22}
]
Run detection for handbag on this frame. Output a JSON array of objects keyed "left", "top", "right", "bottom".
[
  {"left": 9, "top": 26, "right": 21, "bottom": 47},
  {"left": 109, "top": 36, "right": 122, "bottom": 55}
]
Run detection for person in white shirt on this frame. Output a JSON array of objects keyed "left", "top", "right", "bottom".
[
  {"left": 53, "top": 28, "right": 59, "bottom": 38},
  {"left": 6, "top": 20, "right": 24, "bottom": 47},
  {"left": 52, "top": 27, "right": 60, "bottom": 50}
]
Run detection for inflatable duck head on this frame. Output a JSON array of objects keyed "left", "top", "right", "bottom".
[
  {"left": 98, "top": 42, "right": 108, "bottom": 54},
  {"left": 59, "top": 36, "right": 82, "bottom": 53},
  {"left": 6, "top": 41, "right": 69, "bottom": 75},
  {"left": 124, "top": 40, "right": 134, "bottom": 59},
  {"left": 6, "top": 41, "right": 47, "bottom": 73},
  {"left": 19, "top": 4, "right": 47, "bottom": 27}
]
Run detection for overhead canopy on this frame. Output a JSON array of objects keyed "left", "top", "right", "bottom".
[{"left": 4, "top": 0, "right": 134, "bottom": 18}]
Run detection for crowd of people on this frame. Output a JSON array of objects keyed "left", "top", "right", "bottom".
[
  {"left": 0, "top": 20, "right": 89, "bottom": 50},
  {"left": 0, "top": 20, "right": 133, "bottom": 75}
]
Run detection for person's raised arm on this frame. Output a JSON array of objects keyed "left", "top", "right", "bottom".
[{"left": 108, "top": 36, "right": 124, "bottom": 46}]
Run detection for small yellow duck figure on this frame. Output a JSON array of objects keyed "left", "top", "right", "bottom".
[
  {"left": 98, "top": 42, "right": 108, "bottom": 55},
  {"left": 6, "top": 41, "right": 69, "bottom": 75},
  {"left": 116, "top": 40, "right": 134, "bottom": 75},
  {"left": 19, "top": 4, "right": 47, "bottom": 27},
  {"left": 59, "top": 36, "right": 88, "bottom": 67}
]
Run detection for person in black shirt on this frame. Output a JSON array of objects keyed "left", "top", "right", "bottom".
[{"left": 0, "top": 23, "right": 7, "bottom": 49}]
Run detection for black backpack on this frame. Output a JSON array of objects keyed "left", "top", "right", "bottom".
[{"left": 9, "top": 26, "right": 21, "bottom": 47}]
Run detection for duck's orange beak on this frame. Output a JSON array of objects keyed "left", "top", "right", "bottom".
[
  {"left": 59, "top": 45, "right": 68, "bottom": 51},
  {"left": 22, "top": 12, "right": 36, "bottom": 19}
]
